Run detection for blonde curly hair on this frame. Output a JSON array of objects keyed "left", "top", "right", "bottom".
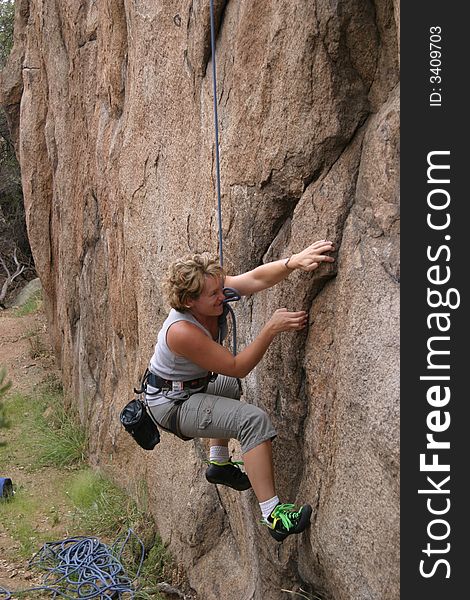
[{"left": 164, "top": 253, "right": 225, "bottom": 311}]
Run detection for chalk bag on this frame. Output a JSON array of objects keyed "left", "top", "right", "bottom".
[
  {"left": 0, "top": 477, "right": 14, "bottom": 499},
  {"left": 120, "top": 398, "right": 160, "bottom": 450}
]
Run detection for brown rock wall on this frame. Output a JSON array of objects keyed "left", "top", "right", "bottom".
[{"left": 1, "top": 1, "right": 399, "bottom": 599}]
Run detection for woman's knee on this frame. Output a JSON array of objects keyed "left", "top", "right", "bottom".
[{"left": 238, "top": 404, "right": 276, "bottom": 452}]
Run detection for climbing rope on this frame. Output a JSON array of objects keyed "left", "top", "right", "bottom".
[
  {"left": 209, "top": 1, "right": 241, "bottom": 356},
  {"left": 0, "top": 529, "right": 145, "bottom": 599},
  {"left": 209, "top": 0, "right": 224, "bottom": 268}
]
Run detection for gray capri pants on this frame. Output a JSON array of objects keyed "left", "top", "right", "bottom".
[{"left": 148, "top": 375, "right": 277, "bottom": 454}]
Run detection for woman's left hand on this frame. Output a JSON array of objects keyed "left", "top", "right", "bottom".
[{"left": 288, "top": 240, "right": 335, "bottom": 272}]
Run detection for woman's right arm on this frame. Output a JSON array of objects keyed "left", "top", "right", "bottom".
[{"left": 167, "top": 309, "right": 308, "bottom": 379}]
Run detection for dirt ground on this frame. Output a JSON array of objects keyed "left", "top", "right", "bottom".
[
  {"left": 0, "top": 305, "right": 63, "bottom": 594},
  {"left": 0, "top": 307, "right": 55, "bottom": 393}
]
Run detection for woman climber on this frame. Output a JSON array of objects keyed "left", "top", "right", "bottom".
[{"left": 146, "top": 239, "right": 335, "bottom": 541}]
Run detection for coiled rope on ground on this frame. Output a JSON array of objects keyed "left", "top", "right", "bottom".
[{"left": 0, "top": 529, "right": 145, "bottom": 599}]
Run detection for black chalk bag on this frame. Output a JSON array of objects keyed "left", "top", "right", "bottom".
[{"left": 120, "top": 398, "right": 160, "bottom": 450}]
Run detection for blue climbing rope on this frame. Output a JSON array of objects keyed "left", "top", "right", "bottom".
[
  {"left": 209, "top": 1, "right": 242, "bottom": 356},
  {"left": 0, "top": 529, "right": 145, "bottom": 599},
  {"left": 209, "top": 0, "right": 224, "bottom": 268}
]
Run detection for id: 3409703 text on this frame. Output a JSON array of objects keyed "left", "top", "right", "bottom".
[{"left": 429, "top": 26, "right": 443, "bottom": 107}]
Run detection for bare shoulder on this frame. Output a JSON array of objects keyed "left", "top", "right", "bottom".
[{"left": 166, "top": 320, "right": 209, "bottom": 354}]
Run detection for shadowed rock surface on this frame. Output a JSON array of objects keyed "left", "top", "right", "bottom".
[{"left": 1, "top": 1, "right": 399, "bottom": 599}]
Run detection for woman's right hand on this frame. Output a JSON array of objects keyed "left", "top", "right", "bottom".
[
  {"left": 166, "top": 308, "right": 308, "bottom": 379},
  {"left": 266, "top": 308, "right": 308, "bottom": 335}
]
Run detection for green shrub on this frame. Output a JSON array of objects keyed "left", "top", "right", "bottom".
[
  {"left": 67, "top": 469, "right": 138, "bottom": 535},
  {"left": 0, "top": 382, "right": 87, "bottom": 469},
  {"left": 35, "top": 401, "right": 87, "bottom": 468}
]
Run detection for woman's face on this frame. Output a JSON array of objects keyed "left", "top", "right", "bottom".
[{"left": 187, "top": 276, "right": 225, "bottom": 317}]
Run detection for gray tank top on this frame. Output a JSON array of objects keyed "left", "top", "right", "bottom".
[{"left": 149, "top": 309, "right": 212, "bottom": 381}]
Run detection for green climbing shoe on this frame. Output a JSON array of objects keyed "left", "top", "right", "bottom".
[
  {"left": 262, "top": 503, "right": 312, "bottom": 542},
  {"left": 205, "top": 459, "right": 251, "bottom": 491}
]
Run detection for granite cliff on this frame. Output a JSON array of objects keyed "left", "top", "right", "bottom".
[{"left": 1, "top": 1, "right": 399, "bottom": 598}]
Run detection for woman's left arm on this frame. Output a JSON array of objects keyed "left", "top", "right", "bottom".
[{"left": 225, "top": 239, "right": 335, "bottom": 296}]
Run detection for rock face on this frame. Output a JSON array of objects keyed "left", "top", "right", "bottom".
[{"left": 1, "top": 1, "right": 399, "bottom": 599}]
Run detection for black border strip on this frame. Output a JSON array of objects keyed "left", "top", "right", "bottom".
[{"left": 401, "top": 4, "right": 467, "bottom": 597}]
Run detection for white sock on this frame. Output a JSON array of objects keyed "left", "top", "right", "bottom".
[
  {"left": 259, "top": 495, "right": 280, "bottom": 520},
  {"left": 209, "top": 445, "right": 230, "bottom": 463}
]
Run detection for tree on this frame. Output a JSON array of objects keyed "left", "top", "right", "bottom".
[
  {"left": 0, "top": 0, "right": 15, "bottom": 69},
  {"left": 0, "top": 1, "right": 34, "bottom": 305}
]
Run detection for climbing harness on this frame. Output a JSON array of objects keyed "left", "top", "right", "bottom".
[
  {"left": 130, "top": 370, "right": 194, "bottom": 443},
  {"left": 0, "top": 529, "right": 145, "bottom": 599},
  {"left": 147, "top": 372, "right": 211, "bottom": 392}
]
